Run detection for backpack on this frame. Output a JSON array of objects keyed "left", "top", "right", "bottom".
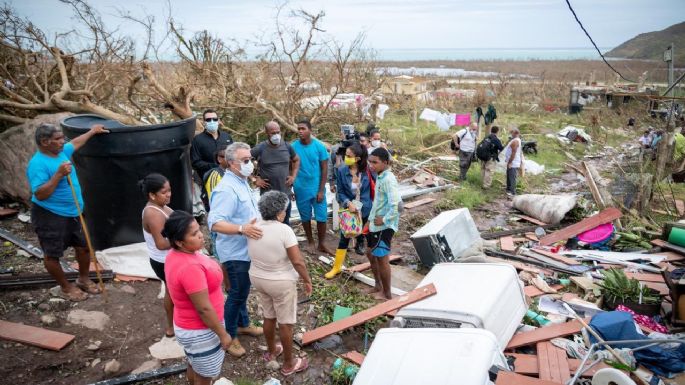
[{"left": 476, "top": 136, "right": 496, "bottom": 161}]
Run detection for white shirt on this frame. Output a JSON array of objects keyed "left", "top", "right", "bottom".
[
  {"left": 504, "top": 137, "right": 523, "bottom": 168},
  {"left": 455, "top": 129, "right": 477, "bottom": 152}
]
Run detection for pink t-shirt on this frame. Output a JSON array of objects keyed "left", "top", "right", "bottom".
[{"left": 164, "top": 249, "right": 225, "bottom": 330}]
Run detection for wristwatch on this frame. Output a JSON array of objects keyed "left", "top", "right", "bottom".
[{"left": 238, "top": 225, "right": 243, "bottom": 235}]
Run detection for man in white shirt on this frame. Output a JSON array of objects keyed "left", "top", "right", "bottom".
[
  {"left": 452, "top": 122, "right": 478, "bottom": 181},
  {"left": 504, "top": 127, "right": 523, "bottom": 196}
]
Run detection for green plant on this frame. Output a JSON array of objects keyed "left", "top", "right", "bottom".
[{"left": 598, "top": 269, "right": 660, "bottom": 305}]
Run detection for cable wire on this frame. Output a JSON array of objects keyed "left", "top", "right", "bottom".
[{"left": 564, "top": 0, "right": 637, "bottom": 83}]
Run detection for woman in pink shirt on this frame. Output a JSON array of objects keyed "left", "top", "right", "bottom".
[{"left": 163, "top": 211, "right": 231, "bottom": 384}]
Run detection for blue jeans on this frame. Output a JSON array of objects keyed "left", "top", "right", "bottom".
[{"left": 222, "top": 260, "right": 251, "bottom": 338}]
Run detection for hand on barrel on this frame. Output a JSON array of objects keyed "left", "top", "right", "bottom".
[{"left": 89, "top": 124, "right": 110, "bottom": 135}]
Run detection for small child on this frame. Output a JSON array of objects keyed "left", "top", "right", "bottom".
[{"left": 366, "top": 147, "right": 400, "bottom": 300}]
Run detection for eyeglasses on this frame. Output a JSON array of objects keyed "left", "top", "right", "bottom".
[
  {"left": 238, "top": 158, "right": 252, "bottom": 164},
  {"left": 204, "top": 118, "right": 219, "bottom": 122}
]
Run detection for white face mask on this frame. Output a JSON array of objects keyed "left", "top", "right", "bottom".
[
  {"left": 270, "top": 134, "right": 281, "bottom": 145},
  {"left": 371, "top": 140, "right": 381, "bottom": 148},
  {"left": 239, "top": 161, "right": 254, "bottom": 177}
]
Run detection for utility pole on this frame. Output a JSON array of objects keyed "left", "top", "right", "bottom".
[{"left": 664, "top": 43, "right": 674, "bottom": 96}]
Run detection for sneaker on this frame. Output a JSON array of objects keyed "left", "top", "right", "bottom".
[
  {"left": 227, "top": 339, "right": 246, "bottom": 358},
  {"left": 238, "top": 325, "right": 264, "bottom": 337}
]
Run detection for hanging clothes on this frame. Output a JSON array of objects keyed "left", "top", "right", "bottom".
[{"left": 484, "top": 104, "right": 498, "bottom": 125}]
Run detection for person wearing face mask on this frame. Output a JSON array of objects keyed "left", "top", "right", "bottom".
[
  {"left": 325, "top": 143, "right": 375, "bottom": 279},
  {"left": 367, "top": 128, "right": 386, "bottom": 155},
  {"left": 251, "top": 121, "right": 300, "bottom": 226},
  {"left": 207, "top": 142, "right": 264, "bottom": 358},
  {"left": 190, "top": 109, "right": 233, "bottom": 184}
]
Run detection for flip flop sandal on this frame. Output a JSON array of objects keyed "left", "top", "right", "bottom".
[
  {"left": 75, "top": 280, "right": 102, "bottom": 294},
  {"left": 263, "top": 344, "right": 283, "bottom": 362},
  {"left": 281, "top": 357, "right": 308, "bottom": 376},
  {"left": 50, "top": 286, "right": 88, "bottom": 302}
]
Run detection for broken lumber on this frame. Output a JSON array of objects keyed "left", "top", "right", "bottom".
[
  {"left": 507, "top": 353, "right": 612, "bottom": 377},
  {"left": 347, "top": 255, "right": 403, "bottom": 273},
  {"left": 676, "top": 199, "right": 684, "bottom": 217},
  {"left": 495, "top": 372, "right": 560, "bottom": 385},
  {"left": 485, "top": 249, "right": 582, "bottom": 276},
  {"left": 486, "top": 257, "right": 545, "bottom": 275},
  {"left": 302, "top": 284, "right": 437, "bottom": 345},
  {"left": 88, "top": 362, "right": 188, "bottom": 385},
  {"left": 537, "top": 341, "right": 570, "bottom": 384},
  {"left": 538, "top": 207, "right": 622, "bottom": 246},
  {"left": 0, "top": 320, "right": 74, "bottom": 350},
  {"left": 524, "top": 284, "right": 564, "bottom": 298},
  {"left": 515, "top": 215, "right": 548, "bottom": 227},
  {"left": 500, "top": 236, "right": 516, "bottom": 252},
  {"left": 531, "top": 248, "right": 581, "bottom": 266},
  {"left": 651, "top": 239, "right": 685, "bottom": 256},
  {"left": 481, "top": 224, "right": 559, "bottom": 240},
  {"left": 525, "top": 233, "right": 539, "bottom": 242},
  {"left": 318, "top": 256, "right": 406, "bottom": 296},
  {"left": 0, "top": 270, "right": 114, "bottom": 289},
  {"left": 506, "top": 319, "right": 587, "bottom": 349},
  {"left": 0, "top": 208, "right": 18, "bottom": 218},
  {"left": 341, "top": 351, "right": 365, "bottom": 366},
  {"left": 624, "top": 272, "right": 665, "bottom": 283},
  {"left": 403, "top": 197, "right": 436, "bottom": 209}
]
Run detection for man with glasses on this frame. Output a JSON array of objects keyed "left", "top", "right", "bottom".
[
  {"left": 208, "top": 142, "right": 264, "bottom": 358},
  {"left": 191, "top": 109, "right": 233, "bottom": 183}
]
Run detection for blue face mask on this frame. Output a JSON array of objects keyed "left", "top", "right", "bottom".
[{"left": 206, "top": 121, "right": 219, "bottom": 132}]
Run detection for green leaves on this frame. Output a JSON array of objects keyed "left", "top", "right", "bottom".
[{"left": 598, "top": 268, "right": 660, "bottom": 305}]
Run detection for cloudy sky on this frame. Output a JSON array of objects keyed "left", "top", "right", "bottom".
[{"left": 10, "top": 0, "right": 684, "bottom": 52}]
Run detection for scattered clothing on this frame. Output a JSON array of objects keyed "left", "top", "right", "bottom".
[
  {"left": 615, "top": 304, "right": 668, "bottom": 334},
  {"left": 484, "top": 104, "right": 497, "bottom": 125}
]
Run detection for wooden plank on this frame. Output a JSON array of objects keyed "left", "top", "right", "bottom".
[
  {"left": 507, "top": 353, "right": 612, "bottom": 377},
  {"left": 500, "top": 236, "right": 516, "bottom": 252},
  {"left": 403, "top": 197, "right": 436, "bottom": 209},
  {"left": 515, "top": 214, "right": 548, "bottom": 226},
  {"left": 341, "top": 351, "right": 365, "bottom": 366},
  {"left": 506, "top": 319, "right": 587, "bottom": 349},
  {"left": 570, "top": 276, "right": 598, "bottom": 293},
  {"left": 651, "top": 239, "right": 685, "bottom": 256},
  {"left": 676, "top": 199, "right": 684, "bottom": 217},
  {"left": 525, "top": 233, "right": 539, "bottom": 242},
  {"left": 485, "top": 257, "right": 545, "bottom": 275},
  {"left": 537, "top": 342, "right": 552, "bottom": 382},
  {"left": 347, "top": 255, "right": 402, "bottom": 273},
  {"left": 539, "top": 207, "right": 622, "bottom": 246},
  {"left": 495, "top": 372, "right": 560, "bottom": 385},
  {"left": 0, "top": 208, "right": 18, "bottom": 218},
  {"left": 524, "top": 284, "right": 564, "bottom": 298},
  {"left": 624, "top": 272, "right": 665, "bottom": 283},
  {"left": 639, "top": 281, "right": 669, "bottom": 296},
  {"left": 554, "top": 343, "right": 571, "bottom": 383},
  {"left": 512, "top": 237, "right": 528, "bottom": 243},
  {"left": 0, "top": 320, "right": 75, "bottom": 351},
  {"left": 531, "top": 248, "right": 581, "bottom": 265},
  {"left": 302, "top": 284, "right": 437, "bottom": 345},
  {"left": 659, "top": 251, "right": 685, "bottom": 262}
]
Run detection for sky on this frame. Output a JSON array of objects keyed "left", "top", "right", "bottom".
[{"left": 9, "top": 0, "right": 685, "bottom": 53}]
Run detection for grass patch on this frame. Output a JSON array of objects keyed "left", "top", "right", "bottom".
[{"left": 436, "top": 162, "right": 503, "bottom": 210}]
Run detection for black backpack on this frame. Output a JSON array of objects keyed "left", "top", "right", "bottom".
[{"left": 476, "top": 136, "right": 496, "bottom": 161}]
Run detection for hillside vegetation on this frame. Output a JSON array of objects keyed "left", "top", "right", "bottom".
[{"left": 605, "top": 21, "right": 685, "bottom": 63}]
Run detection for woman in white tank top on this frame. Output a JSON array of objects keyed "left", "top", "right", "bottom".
[{"left": 140, "top": 173, "right": 174, "bottom": 337}]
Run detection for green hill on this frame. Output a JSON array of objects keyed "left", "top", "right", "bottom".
[{"left": 605, "top": 21, "right": 685, "bottom": 63}]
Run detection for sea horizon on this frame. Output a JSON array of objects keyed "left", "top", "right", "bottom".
[{"left": 373, "top": 47, "right": 614, "bottom": 61}]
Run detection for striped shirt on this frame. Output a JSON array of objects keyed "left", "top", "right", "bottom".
[{"left": 369, "top": 169, "right": 401, "bottom": 232}]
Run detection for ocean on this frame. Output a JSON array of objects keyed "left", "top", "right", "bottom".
[{"left": 374, "top": 47, "right": 612, "bottom": 61}]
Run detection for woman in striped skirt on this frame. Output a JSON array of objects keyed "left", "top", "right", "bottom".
[{"left": 163, "top": 211, "right": 231, "bottom": 384}]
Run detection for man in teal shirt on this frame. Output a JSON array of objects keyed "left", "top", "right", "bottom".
[
  {"left": 27, "top": 123, "right": 109, "bottom": 301},
  {"left": 291, "top": 119, "right": 334, "bottom": 255}
]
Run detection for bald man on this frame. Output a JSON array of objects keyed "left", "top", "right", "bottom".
[
  {"left": 251, "top": 121, "right": 300, "bottom": 225},
  {"left": 453, "top": 122, "right": 479, "bottom": 181}
]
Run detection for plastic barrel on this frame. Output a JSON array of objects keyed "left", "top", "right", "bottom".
[{"left": 61, "top": 114, "right": 196, "bottom": 250}]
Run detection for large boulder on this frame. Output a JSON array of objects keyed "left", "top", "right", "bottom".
[{"left": 0, "top": 113, "right": 73, "bottom": 204}]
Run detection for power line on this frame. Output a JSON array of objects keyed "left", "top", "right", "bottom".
[{"left": 564, "top": 0, "right": 637, "bottom": 83}]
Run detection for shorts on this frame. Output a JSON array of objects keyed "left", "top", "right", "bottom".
[
  {"left": 295, "top": 194, "right": 327, "bottom": 223},
  {"left": 367, "top": 228, "right": 395, "bottom": 258},
  {"left": 174, "top": 323, "right": 225, "bottom": 378},
  {"left": 149, "top": 258, "right": 166, "bottom": 282},
  {"left": 250, "top": 276, "right": 298, "bottom": 324},
  {"left": 31, "top": 204, "right": 86, "bottom": 258}
]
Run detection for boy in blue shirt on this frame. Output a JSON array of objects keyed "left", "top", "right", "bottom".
[{"left": 291, "top": 119, "right": 334, "bottom": 256}]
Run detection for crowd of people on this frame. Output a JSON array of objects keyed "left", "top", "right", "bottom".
[{"left": 27, "top": 113, "right": 402, "bottom": 383}]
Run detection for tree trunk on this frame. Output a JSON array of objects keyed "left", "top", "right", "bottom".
[{"left": 0, "top": 113, "right": 74, "bottom": 205}]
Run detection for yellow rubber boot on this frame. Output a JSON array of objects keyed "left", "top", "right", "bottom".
[{"left": 325, "top": 249, "right": 347, "bottom": 279}]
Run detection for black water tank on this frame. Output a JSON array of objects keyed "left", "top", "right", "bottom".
[{"left": 61, "top": 114, "right": 195, "bottom": 250}]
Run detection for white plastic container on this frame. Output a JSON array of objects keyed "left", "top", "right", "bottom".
[
  {"left": 391, "top": 263, "right": 526, "bottom": 349},
  {"left": 353, "top": 328, "right": 509, "bottom": 385},
  {"left": 410, "top": 208, "right": 480, "bottom": 267}
]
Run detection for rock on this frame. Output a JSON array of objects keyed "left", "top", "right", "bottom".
[
  {"left": 119, "top": 285, "right": 136, "bottom": 295},
  {"left": 16, "top": 250, "right": 30, "bottom": 258},
  {"left": 47, "top": 297, "right": 69, "bottom": 311},
  {"left": 91, "top": 358, "right": 101, "bottom": 368},
  {"left": 37, "top": 303, "right": 50, "bottom": 312},
  {"left": 103, "top": 359, "right": 121, "bottom": 374},
  {"left": 312, "top": 334, "right": 343, "bottom": 351},
  {"left": 266, "top": 360, "right": 281, "bottom": 370},
  {"left": 214, "top": 379, "right": 235, "bottom": 385},
  {"left": 86, "top": 341, "right": 101, "bottom": 351},
  {"left": 130, "top": 359, "right": 161, "bottom": 374},
  {"left": 67, "top": 310, "right": 110, "bottom": 331},
  {"left": 40, "top": 314, "right": 57, "bottom": 325},
  {"left": 148, "top": 337, "right": 185, "bottom": 360}
]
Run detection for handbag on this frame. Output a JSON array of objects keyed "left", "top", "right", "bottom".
[{"left": 339, "top": 173, "right": 364, "bottom": 238}]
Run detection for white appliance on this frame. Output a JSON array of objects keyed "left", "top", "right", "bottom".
[
  {"left": 410, "top": 208, "right": 480, "bottom": 267},
  {"left": 353, "top": 328, "right": 510, "bottom": 385},
  {"left": 391, "top": 263, "right": 526, "bottom": 348}
]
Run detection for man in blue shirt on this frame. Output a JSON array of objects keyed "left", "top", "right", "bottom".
[
  {"left": 208, "top": 142, "right": 264, "bottom": 357},
  {"left": 26, "top": 123, "right": 109, "bottom": 302},
  {"left": 291, "top": 119, "right": 334, "bottom": 256}
]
